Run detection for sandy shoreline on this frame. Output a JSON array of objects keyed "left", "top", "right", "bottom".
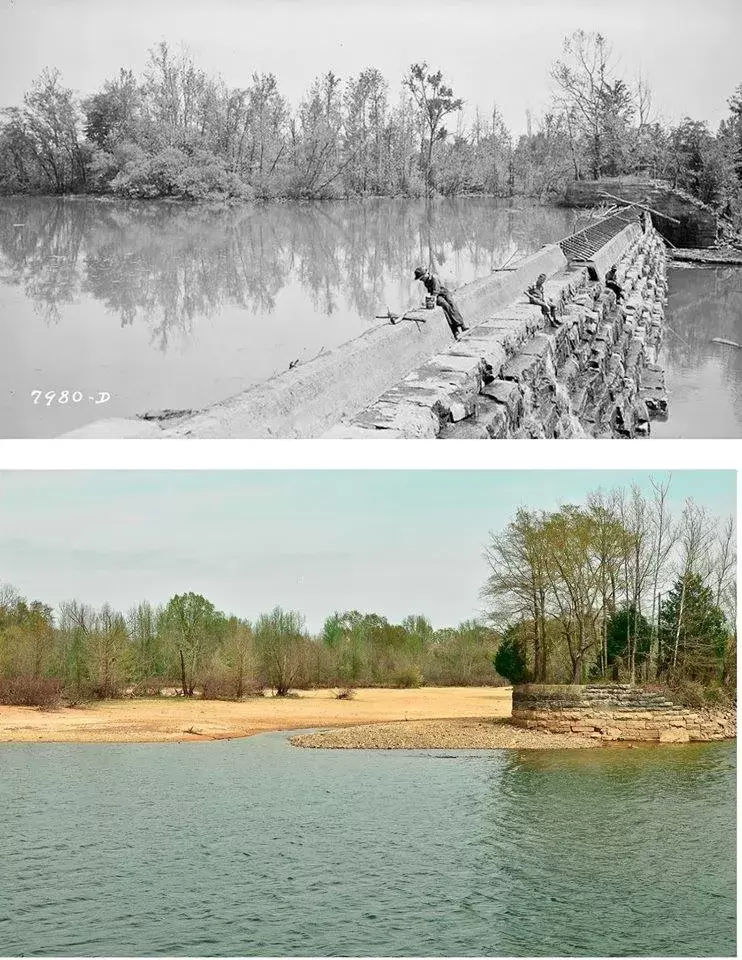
[{"left": 0, "top": 686, "right": 515, "bottom": 744}]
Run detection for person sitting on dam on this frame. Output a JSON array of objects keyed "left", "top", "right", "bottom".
[
  {"left": 605, "top": 265, "right": 625, "bottom": 305},
  {"left": 526, "top": 273, "right": 561, "bottom": 327},
  {"left": 413, "top": 266, "right": 468, "bottom": 339}
]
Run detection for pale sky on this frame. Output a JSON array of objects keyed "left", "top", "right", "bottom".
[
  {"left": 0, "top": 0, "right": 740, "bottom": 135},
  {"left": 0, "top": 470, "right": 734, "bottom": 630}
]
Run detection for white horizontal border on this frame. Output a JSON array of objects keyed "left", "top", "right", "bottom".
[{"left": 0, "top": 437, "right": 740, "bottom": 471}]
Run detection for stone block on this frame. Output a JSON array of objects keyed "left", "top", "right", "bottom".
[
  {"left": 438, "top": 419, "right": 490, "bottom": 439},
  {"left": 489, "top": 302, "right": 545, "bottom": 334},
  {"left": 501, "top": 352, "right": 543, "bottom": 385},
  {"left": 353, "top": 400, "right": 440, "bottom": 438},
  {"left": 659, "top": 728, "right": 691, "bottom": 743},
  {"left": 477, "top": 398, "right": 511, "bottom": 436},
  {"left": 473, "top": 319, "right": 532, "bottom": 355},
  {"left": 449, "top": 336, "right": 507, "bottom": 380},
  {"left": 385, "top": 377, "right": 475, "bottom": 424},
  {"left": 426, "top": 353, "right": 483, "bottom": 377}
]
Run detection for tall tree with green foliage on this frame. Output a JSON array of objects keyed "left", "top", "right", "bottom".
[
  {"left": 659, "top": 574, "right": 728, "bottom": 682},
  {"left": 494, "top": 625, "right": 528, "bottom": 684},
  {"left": 162, "top": 592, "right": 224, "bottom": 696},
  {"left": 254, "top": 606, "right": 306, "bottom": 696}
]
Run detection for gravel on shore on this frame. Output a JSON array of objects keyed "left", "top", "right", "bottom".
[{"left": 290, "top": 717, "right": 598, "bottom": 750}]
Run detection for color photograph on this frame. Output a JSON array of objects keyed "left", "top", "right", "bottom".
[{"left": 0, "top": 470, "right": 736, "bottom": 956}]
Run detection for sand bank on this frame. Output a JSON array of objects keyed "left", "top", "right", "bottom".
[
  {"left": 290, "top": 717, "right": 597, "bottom": 750},
  {"left": 0, "top": 686, "right": 511, "bottom": 744}
]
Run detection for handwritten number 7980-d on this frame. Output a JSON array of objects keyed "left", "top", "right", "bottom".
[{"left": 30, "top": 391, "right": 111, "bottom": 406}]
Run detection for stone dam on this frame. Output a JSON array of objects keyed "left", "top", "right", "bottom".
[
  {"left": 563, "top": 176, "right": 720, "bottom": 248},
  {"left": 63, "top": 210, "right": 669, "bottom": 440},
  {"left": 512, "top": 683, "right": 736, "bottom": 743}
]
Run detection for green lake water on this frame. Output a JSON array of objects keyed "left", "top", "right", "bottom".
[{"left": 0, "top": 733, "right": 735, "bottom": 956}]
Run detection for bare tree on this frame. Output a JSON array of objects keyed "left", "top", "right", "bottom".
[
  {"left": 551, "top": 31, "right": 634, "bottom": 180},
  {"left": 404, "top": 63, "right": 463, "bottom": 197}
]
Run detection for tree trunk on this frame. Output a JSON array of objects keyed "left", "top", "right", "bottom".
[
  {"left": 180, "top": 648, "right": 188, "bottom": 697},
  {"left": 673, "top": 577, "right": 687, "bottom": 670}
]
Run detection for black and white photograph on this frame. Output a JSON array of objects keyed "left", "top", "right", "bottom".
[{"left": 1, "top": 0, "right": 741, "bottom": 438}]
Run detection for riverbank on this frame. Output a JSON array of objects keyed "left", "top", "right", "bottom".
[
  {"left": 0, "top": 685, "right": 511, "bottom": 743},
  {"left": 290, "top": 717, "right": 597, "bottom": 749}
]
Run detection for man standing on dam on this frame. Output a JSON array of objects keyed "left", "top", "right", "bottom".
[{"left": 413, "top": 266, "right": 468, "bottom": 339}]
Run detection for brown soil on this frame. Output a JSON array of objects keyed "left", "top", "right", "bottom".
[
  {"left": 290, "top": 717, "right": 597, "bottom": 750},
  {"left": 0, "top": 686, "right": 513, "bottom": 743}
]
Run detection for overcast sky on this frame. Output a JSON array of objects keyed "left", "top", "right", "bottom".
[
  {"left": 0, "top": 470, "right": 734, "bottom": 630},
  {"left": 1, "top": 0, "right": 740, "bottom": 134}
]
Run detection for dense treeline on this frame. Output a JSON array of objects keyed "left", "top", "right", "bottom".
[
  {"left": 0, "top": 590, "right": 500, "bottom": 705},
  {"left": 486, "top": 480, "right": 736, "bottom": 704},
  {"left": 1, "top": 480, "right": 735, "bottom": 708},
  {"left": 1, "top": 32, "right": 740, "bottom": 226}
]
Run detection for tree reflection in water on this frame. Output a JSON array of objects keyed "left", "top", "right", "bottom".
[
  {"left": 2, "top": 195, "right": 583, "bottom": 436},
  {"left": 0, "top": 196, "right": 576, "bottom": 348}
]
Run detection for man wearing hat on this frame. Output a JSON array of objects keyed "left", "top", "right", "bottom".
[{"left": 413, "top": 266, "right": 468, "bottom": 339}]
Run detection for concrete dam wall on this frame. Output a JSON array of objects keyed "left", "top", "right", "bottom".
[
  {"left": 62, "top": 212, "right": 669, "bottom": 440},
  {"left": 512, "top": 684, "right": 736, "bottom": 743}
]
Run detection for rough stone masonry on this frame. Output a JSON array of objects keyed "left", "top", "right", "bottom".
[
  {"left": 511, "top": 683, "right": 736, "bottom": 743},
  {"left": 329, "top": 216, "right": 669, "bottom": 439},
  {"left": 62, "top": 213, "right": 669, "bottom": 440}
]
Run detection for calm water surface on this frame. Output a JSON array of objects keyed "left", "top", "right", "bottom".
[
  {"left": 0, "top": 196, "right": 577, "bottom": 437},
  {"left": 0, "top": 733, "right": 735, "bottom": 956},
  {"left": 3, "top": 198, "right": 740, "bottom": 438},
  {"left": 654, "top": 264, "right": 742, "bottom": 438}
]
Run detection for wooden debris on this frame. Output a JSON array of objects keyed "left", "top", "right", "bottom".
[{"left": 671, "top": 247, "right": 742, "bottom": 266}]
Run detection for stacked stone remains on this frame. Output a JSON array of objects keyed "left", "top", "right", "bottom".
[{"left": 511, "top": 683, "right": 736, "bottom": 743}]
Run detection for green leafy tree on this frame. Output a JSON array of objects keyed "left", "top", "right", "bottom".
[
  {"left": 659, "top": 574, "right": 728, "bottom": 682},
  {"left": 254, "top": 606, "right": 306, "bottom": 696},
  {"left": 162, "top": 592, "right": 225, "bottom": 696},
  {"left": 494, "top": 625, "right": 528, "bottom": 684}
]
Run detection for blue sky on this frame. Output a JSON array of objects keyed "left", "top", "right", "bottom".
[
  {"left": 1, "top": 0, "right": 740, "bottom": 134},
  {"left": 0, "top": 470, "right": 734, "bottom": 630}
]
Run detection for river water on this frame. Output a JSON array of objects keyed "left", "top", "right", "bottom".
[
  {"left": 0, "top": 733, "right": 735, "bottom": 956},
  {"left": 653, "top": 264, "right": 742, "bottom": 438},
  {"left": 1, "top": 197, "right": 740, "bottom": 438},
  {"left": 0, "top": 196, "right": 577, "bottom": 437}
]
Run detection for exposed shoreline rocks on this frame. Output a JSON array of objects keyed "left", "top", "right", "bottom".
[{"left": 290, "top": 717, "right": 599, "bottom": 750}]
